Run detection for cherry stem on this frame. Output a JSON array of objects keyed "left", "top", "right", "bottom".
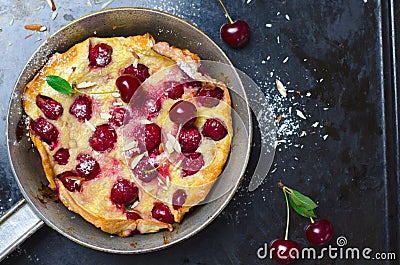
[
  {"left": 310, "top": 217, "right": 315, "bottom": 224},
  {"left": 283, "top": 187, "right": 290, "bottom": 241},
  {"left": 72, "top": 83, "right": 118, "bottom": 95},
  {"left": 218, "top": 0, "right": 234, "bottom": 24},
  {"left": 144, "top": 158, "right": 166, "bottom": 174},
  {"left": 73, "top": 87, "right": 118, "bottom": 95}
]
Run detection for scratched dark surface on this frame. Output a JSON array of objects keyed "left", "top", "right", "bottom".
[{"left": 0, "top": 0, "right": 398, "bottom": 264}]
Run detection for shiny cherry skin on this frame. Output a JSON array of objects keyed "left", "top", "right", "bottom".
[
  {"left": 169, "top": 100, "right": 197, "bottom": 126},
  {"left": 152, "top": 202, "right": 174, "bottom": 224},
  {"left": 270, "top": 239, "right": 300, "bottom": 264},
  {"left": 116, "top": 74, "right": 141, "bottom": 103},
  {"left": 306, "top": 219, "right": 334, "bottom": 246},
  {"left": 220, "top": 20, "right": 250, "bottom": 48},
  {"left": 123, "top": 63, "right": 150, "bottom": 82},
  {"left": 57, "top": 171, "right": 82, "bottom": 192},
  {"left": 110, "top": 179, "right": 139, "bottom": 205},
  {"left": 134, "top": 156, "right": 158, "bottom": 183},
  {"left": 202, "top": 118, "right": 228, "bottom": 141}
]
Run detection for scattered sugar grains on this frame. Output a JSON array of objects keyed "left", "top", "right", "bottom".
[{"left": 241, "top": 50, "right": 329, "bottom": 207}]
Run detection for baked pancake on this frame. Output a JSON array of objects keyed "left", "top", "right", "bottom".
[{"left": 23, "top": 33, "right": 232, "bottom": 236}]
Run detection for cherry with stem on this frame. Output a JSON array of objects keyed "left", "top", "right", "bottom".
[
  {"left": 278, "top": 182, "right": 334, "bottom": 247},
  {"left": 271, "top": 183, "right": 300, "bottom": 264},
  {"left": 218, "top": 0, "right": 250, "bottom": 48},
  {"left": 306, "top": 217, "right": 334, "bottom": 246}
]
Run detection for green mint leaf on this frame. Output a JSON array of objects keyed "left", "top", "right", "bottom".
[
  {"left": 285, "top": 187, "right": 318, "bottom": 218},
  {"left": 288, "top": 196, "right": 317, "bottom": 218},
  {"left": 45, "top": 75, "right": 72, "bottom": 94}
]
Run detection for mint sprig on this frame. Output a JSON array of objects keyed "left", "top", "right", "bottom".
[
  {"left": 278, "top": 182, "right": 318, "bottom": 218},
  {"left": 46, "top": 75, "right": 73, "bottom": 94}
]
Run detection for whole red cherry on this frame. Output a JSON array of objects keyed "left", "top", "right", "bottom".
[
  {"left": 270, "top": 239, "right": 300, "bottom": 264},
  {"left": 218, "top": 0, "right": 250, "bottom": 48},
  {"left": 221, "top": 20, "right": 250, "bottom": 48},
  {"left": 306, "top": 219, "right": 334, "bottom": 246}
]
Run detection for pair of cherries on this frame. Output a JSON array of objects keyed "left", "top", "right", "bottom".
[
  {"left": 271, "top": 183, "right": 334, "bottom": 264},
  {"left": 272, "top": 219, "right": 334, "bottom": 264}
]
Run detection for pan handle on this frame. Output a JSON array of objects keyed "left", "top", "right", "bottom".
[{"left": 0, "top": 199, "right": 44, "bottom": 261}]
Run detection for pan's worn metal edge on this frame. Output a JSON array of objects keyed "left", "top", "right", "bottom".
[{"left": 381, "top": 0, "right": 400, "bottom": 263}]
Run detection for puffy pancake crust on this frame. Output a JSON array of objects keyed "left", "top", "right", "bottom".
[{"left": 23, "top": 33, "right": 232, "bottom": 236}]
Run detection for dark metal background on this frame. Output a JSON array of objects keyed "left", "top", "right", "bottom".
[{"left": 0, "top": 0, "right": 398, "bottom": 264}]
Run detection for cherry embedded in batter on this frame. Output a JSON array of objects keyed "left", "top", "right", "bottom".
[
  {"left": 156, "top": 160, "right": 171, "bottom": 178},
  {"left": 123, "top": 63, "right": 150, "bottom": 82},
  {"left": 144, "top": 123, "right": 161, "bottom": 153},
  {"left": 69, "top": 94, "right": 93, "bottom": 122},
  {"left": 181, "top": 152, "right": 205, "bottom": 177},
  {"left": 116, "top": 74, "right": 141, "bottom": 103},
  {"left": 202, "top": 118, "right": 228, "bottom": 141},
  {"left": 57, "top": 171, "right": 83, "bottom": 192},
  {"left": 152, "top": 202, "right": 174, "bottom": 224},
  {"left": 169, "top": 100, "right": 197, "bottom": 126},
  {"left": 178, "top": 126, "right": 202, "bottom": 153},
  {"left": 53, "top": 148, "right": 70, "bottom": 165},
  {"left": 196, "top": 86, "right": 224, "bottom": 107},
  {"left": 167, "top": 81, "right": 202, "bottom": 99},
  {"left": 172, "top": 189, "right": 187, "bottom": 210},
  {"left": 109, "top": 107, "right": 129, "bottom": 127},
  {"left": 180, "top": 80, "right": 202, "bottom": 90},
  {"left": 31, "top": 116, "right": 59, "bottom": 147},
  {"left": 89, "top": 124, "right": 117, "bottom": 152},
  {"left": 89, "top": 43, "right": 113, "bottom": 67},
  {"left": 36, "top": 95, "right": 64, "bottom": 120},
  {"left": 126, "top": 212, "right": 141, "bottom": 220},
  {"left": 75, "top": 153, "right": 101, "bottom": 180},
  {"left": 134, "top": 156, "right": 158, "bottom": 183},
  {"left": 144, "top": 98, "right": 162, "bottom": 119},
  {"left": 167, "top": 84, "right": 184, "bottom": 100},
  {"left": 110, "top": 179, "right": 139, "bottom": 205}
]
